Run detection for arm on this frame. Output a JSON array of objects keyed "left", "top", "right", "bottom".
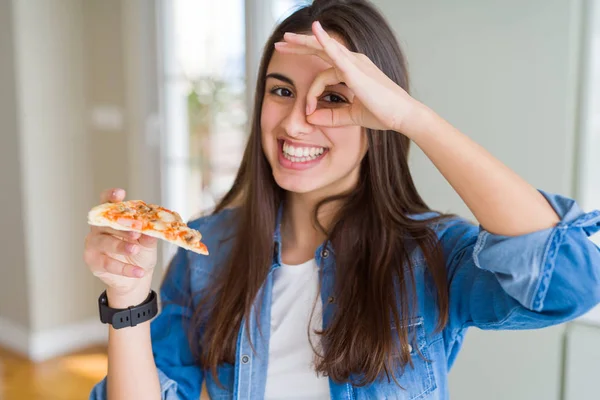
[
  {"left": 408, "top": 105, "right": 559, "bottom": 236},
  {"left": 106, "top": 289, "right": 161, "bottom": 400},
  {"left": 439, "top": 190, "right": 600, "bottom": 332},
  {"left": 90, "top": 248, "right": 203, "bottom": 400}
]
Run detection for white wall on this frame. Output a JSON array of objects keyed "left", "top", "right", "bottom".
[
  {"left": 0, "top": 0, "right": 161, "bottom": 362},
  {"left": 376, "top": 0, "right": 583, "bottom": 216},
  {"left": 563, "top": 323, "right": 600, "bottom": 400},
  {"left": 0, "top": 0, "right": 30, "bottom": 331},
  {"left": 371, "top": 0, "right": 588, "bottom": 399},
  {"left": 6, "top": 0, "right": 101, "bottom": 359},
  {"left": 13, "top": 0, "right": 94, "bottom": 333}
]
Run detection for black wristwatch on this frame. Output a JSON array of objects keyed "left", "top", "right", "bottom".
[{"left": 98, "top": 290, "right": 158, "bottom": 329}]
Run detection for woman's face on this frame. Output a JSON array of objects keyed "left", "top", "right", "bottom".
[{"left": 260, "top": 35, "right": 368, "bottom": 199}]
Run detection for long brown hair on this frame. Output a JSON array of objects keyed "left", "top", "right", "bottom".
[{"left": 186, "top": 0, "right": 453, "bottom": 387}]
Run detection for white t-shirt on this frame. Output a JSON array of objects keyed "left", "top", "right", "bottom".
[{"left": 264, "top": 258, "right": 331, "bottom": 400}]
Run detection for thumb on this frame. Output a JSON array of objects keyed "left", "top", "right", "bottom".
[
  {"left": 306, "top": 107, "right": 357, "bottom": 128},
  {"left": 101, "top": 188, "right": 126, "bottom": 203}
]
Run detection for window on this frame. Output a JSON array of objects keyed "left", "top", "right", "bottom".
[
  {"left": 158, "top": 0, "right": 307, "bottom": 262},
  {"left": 159, "top": 0, "right": 247, "bottom": 224}
]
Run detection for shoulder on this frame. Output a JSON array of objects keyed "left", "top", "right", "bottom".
[
  {"left": 406, "top": 211, "right": 481, "bottom": 261},
  {"left": 408, "top": 210, "right": 478, "bottom": 239}
]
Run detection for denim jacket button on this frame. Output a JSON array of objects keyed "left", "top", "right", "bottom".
[
  {"left": 241, "top": 355, "right": 250, "bottom": 364},
  {"left": 321, "top": 249, "right": 329, "bottom": 258},
  {"left": 328, "top": 296, "right": 335, "bottom": 303}
]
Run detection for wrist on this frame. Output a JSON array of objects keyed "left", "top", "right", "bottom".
[
  {"left": 395, "top": 100, "right": 434, "bottom": 140},
  {"left": 100, "top": 288, "right": 158, "bottom": 329},
  {"left": 106, "top": 284, "right": 153, "bottom": 309}
]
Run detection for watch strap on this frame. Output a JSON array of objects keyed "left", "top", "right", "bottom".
[{"left": 98, "top": 290, "right": 158, "bottom": 329}]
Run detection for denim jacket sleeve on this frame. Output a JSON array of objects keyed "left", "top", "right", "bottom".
[
  {"left": 441, "top": 190, "right": 600, "bottom": 333},
  {"left": 89, "top": 247, "right": 203, "bottom": 400}
]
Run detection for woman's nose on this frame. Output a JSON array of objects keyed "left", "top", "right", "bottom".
[{"left": 280, "top": 100, "right": 315, "bottom": 138}]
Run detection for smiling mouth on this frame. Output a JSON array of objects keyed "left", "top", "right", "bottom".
[{"left": 279, "top": 139, "right": 329, "bottom": 163}]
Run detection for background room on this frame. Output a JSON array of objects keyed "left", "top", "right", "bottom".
[{"left": 0, "top": 0, "right": 599, "bottom": 399}]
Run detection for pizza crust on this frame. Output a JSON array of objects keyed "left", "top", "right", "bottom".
[{"left": 87, "top": 201, "right": 209, "bottom": 255}]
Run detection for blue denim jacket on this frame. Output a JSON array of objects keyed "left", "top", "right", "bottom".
[{"left": 90, "top": 190, "right": 600, "bottom": 399}]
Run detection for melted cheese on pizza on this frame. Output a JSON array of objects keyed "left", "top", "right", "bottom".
[{"left": 101, "top": 200, "right": 203, "bottom": 246}]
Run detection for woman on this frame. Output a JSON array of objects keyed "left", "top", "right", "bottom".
[{"left": 87, "top": 0, "right": 600, "bottom": 399}]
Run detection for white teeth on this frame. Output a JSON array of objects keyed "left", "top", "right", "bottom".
[{"left": 281, "top": 140, "right": 326, "bottom": 163}]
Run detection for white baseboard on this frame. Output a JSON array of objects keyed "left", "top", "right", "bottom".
[{"left": 0, "top": 316, "right": 108, "bottom": 362}]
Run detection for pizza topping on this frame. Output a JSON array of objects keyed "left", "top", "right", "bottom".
[
  {"left": 136, "top": 203, "right": 152, "bottom": 213},
  {"left": 116, "top": 217, "right": 142, "bottom": 230},
  {"left": 157, "top": 210, "right": 177, "bottom": 223},
  {"left": 151, "top": 220, "right": 167, "bottom": 231},
  {"left": 183, "top": 231, "right": 201, "bottom": 245}
]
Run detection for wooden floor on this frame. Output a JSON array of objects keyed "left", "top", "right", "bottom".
[
  {"left": 0, "top": 345, "right": 210, "bottom": 400},
  {"left": 0, "top": 345, "right": 109, "bottom": 400}
]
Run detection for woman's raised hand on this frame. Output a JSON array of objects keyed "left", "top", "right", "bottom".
[{"left": 275, "top": 21, "right": 425, "bottom": 137}]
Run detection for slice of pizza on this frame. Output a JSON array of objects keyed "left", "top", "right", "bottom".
[{"left": 87, "top": 200, "right": 208, "bottom": 255}]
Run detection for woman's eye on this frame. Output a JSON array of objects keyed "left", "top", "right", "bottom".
[
  {"left": 271, "top": 87, "right": 293, "bottom": 97},
  {"left": 320, "top": 93, "right": 347, "bottom": 103}
]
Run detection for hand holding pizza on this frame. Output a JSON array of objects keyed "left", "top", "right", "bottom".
[
  {"left": 83, "top": 188, "right": 159, "bottom": 306},
  {"left": 84, "top": 188, "right": 209, "bottom": 307}
]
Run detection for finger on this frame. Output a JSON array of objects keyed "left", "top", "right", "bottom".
[
  {"left": 282, "top": 32, "right": 324, "bottom": 52},
  {"left": 283, "top": 29, "right": 352, "bottom": 59},
  {"left": 274, "top": 42, "right": 334, "bottom": 66},
  {"left": 311, "top": 21, "right": 351, "bottom": 66},
  {"left": 100, "top": 188, "right": 126, "bottom": 203},
  {"left": 88, "top": 233, "right": 141, "bottom": 256},
  {"left": 307, "top": 107, "right": 357, "bottom": 128},
  {"left": 90, "top": 225, "right": 142, "bottom": 241},
  {"left": 93, "top": 253, "right": 146, "bottom": 278},
  {"left": 281, "top": 26, "right": 358, "bottom": 83},
  {"left": 306, "top": 67, "right": 343, "bottom": 115},
  {"left": 138, "top": 234, "right": 158, "bottom": 249}
]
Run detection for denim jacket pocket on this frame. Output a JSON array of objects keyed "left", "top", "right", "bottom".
[{"left": 354, "top": 317, "right": 437, "bottom": 400}]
